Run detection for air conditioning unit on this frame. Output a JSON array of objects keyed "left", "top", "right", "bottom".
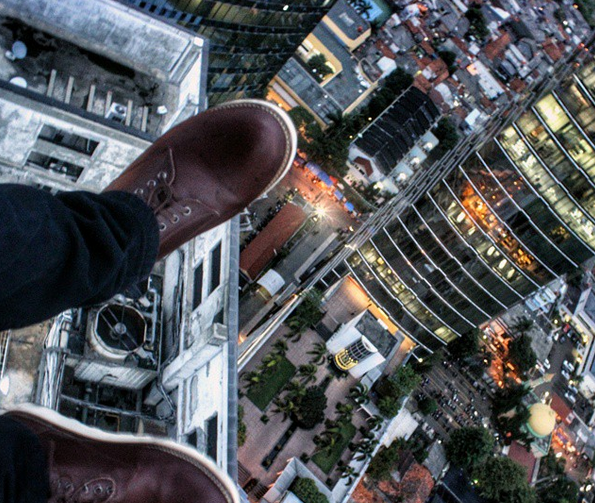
[{"left": 105, "top": 102, "right": 128, "bottom": 123}]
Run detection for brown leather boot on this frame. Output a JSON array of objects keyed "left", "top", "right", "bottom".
[
  {"left": 6, "top": 405, "right": 239, "bottom": 503},
  {"left": 104, "top": 99, "right": 296, "bottom": 259}
]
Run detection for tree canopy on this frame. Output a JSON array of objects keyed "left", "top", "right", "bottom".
[
  {"left": 367, "top": 439, "right": 406, "bottom": 481},
  {"left": 375, "top": 365, "right": 421, "bottom": 418},
  {"left": 445, "top": 427, "right": 494, "bottom": 470},
  {"left": 307, "top": 54, "right": 333, "bottom": 82},
  {"left": 294, "top": 385, "right": 327, "bottom": 429},
  {"left": 509, "top": 334, "right": 537, "bottom": 373},
  {"left": 291, "top": 477, "right": 329, "bottom": 503},
  {"left": 474, "top": 457, "right": 536, "bottom": 503},
  {"left": 449, "top": 329, "right": 480, "bottom": 360},
  {"left": 433, "top": 117, "right": 460, "bottom": 156},
  {"left": 537, "top": 476, "right": 578, "bottom": 503}
]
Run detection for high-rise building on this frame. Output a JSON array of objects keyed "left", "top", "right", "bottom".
[
  {"left": 346, "top": 60, "right": 595, "bottom": 355},
  {"left": 0, "top": 0, "right": 239, "bottom": 479},
  {"left": 121, "top": 0, "right": 336, "bottom": 105}
]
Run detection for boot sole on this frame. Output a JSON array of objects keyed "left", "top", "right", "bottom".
[
  {"left": 206, "top": 99, "right": 298, "bottom": 197},
  {"left": 7, "top": 403, "right": 240, "bottom": 503}
]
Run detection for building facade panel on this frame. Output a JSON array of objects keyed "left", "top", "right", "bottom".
[
  {"left": 122, "top": 0, "right": 335, "bottom": 105},
  {"left": 349, "top": 64, "right": 595, "bottom": 350}
]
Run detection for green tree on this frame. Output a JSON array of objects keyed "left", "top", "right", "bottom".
[
  {"left": 510, "top": 317, "right": 533, "bottom": 336},
  {"left": 376, "top": 365, "right": 421, "bottom": 402},
  {"left": 509, "top": 334, "right": 537, "bottom": 373},
  {"left": 418, "top": 396, "right": 438, "bottom": 416},
  {"left": 272, "top": 339, "right": 288, "bottom": 356},
  {"left": 349, "top": 383, "right": 370, "bottom": 405},
  {"left": 377, "top": 396, "right": 401, "bottom": 418},
  {"left": 438, "top": 50, "right": 457, "bottom": 73},
  {"left": 308, "top": 342, "right": 329, "bottom": 365},
  {"left": 336, "top": 461, "right": 360, "bottom": 484},
  {"left": 449, "top": 329, "right": 479, "bottom": 360},
  {"left": 307, "top": 54, "right": 333, "bottom": 82},
  {"left": 238, "top": 405, "right": 247, "bottom": 447},
  {"left": 492, "top": 382, "right": 529, "bottom": 415},
  {"left": 474, "top": 457, "right": 536, "bottom": 503},
  {"left": 295, "top": 385, "right": 327, "bottom": 429},
  {"left": 537, "top": 476, "right": 578, "bottom": 503},
  {"left": 297, "top": 363, "right": 318, "bottom": 385},
  {"left": 465, "top": 4, "right": 490, "bottom": 39},
  {"left": 366, "top": 414, "right": 384, "bottom": 432},
  {"left": 445, "top": 427, "right": 494, "bottom": 470},
  {"left": 272, "top": 396, "right": 298, "bottom": 422},
  {"left": 285, "top": 289, "right": 324, "bottom": 336},
  {"left": 285, "top": 380, "right": 307, "bottom": 402},
  {"left": 433, "top": 117, "right": 460, "bottom": 156},
  {"left": 367, "top": 439, "right": 406, "bottom": 480},
  {"left": 291, "top": 477, "right": 329, "bottom": 503}
]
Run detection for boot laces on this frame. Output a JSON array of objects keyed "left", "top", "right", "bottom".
[
  {"left": 133, "top": 148, "right": 216, "bottom": 232},
  {"left": 48, "top": 442, "right": 116, "bottom": 503}
]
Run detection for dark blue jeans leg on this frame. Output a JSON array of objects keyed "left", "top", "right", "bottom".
[
  {"left": 0, "top": 184, "right": 159, "bottom": 330},
  {"left": 0, "top": 415, "right": 49, "bottom": 503}
]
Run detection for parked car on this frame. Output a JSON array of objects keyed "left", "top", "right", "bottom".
[
  {"left": 561, "top": 369, "right": 571, "bottom": 380},
  {"left": 567, "top": 385, "right": 579, "bottom": 395},
  {"left": 543, "top": 358, "right": 551, "bottom": 369},
  {"left": 565, "top": 392, "right": 577, "bottom": 404},
  {"left": 563, "top": 360, "right": 575, "bottom": 373}
]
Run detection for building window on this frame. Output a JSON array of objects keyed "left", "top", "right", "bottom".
[
  {"left": 26, "top": 151, "right": 84, "bottom": 181},
  {"left": 209, "top": 242, "right": 222, "bottom": 294},
  {"left": 206, "top": 414, "right": 218, "bottom": 462},
  {"left": 192, "top": 262, "right": 203, "bottom": 310},
  {"left": 38, "top": 125, "right": 99, "bottom": 156}
]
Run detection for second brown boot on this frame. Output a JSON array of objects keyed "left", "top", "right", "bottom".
[
  {"left": 6, "top": 404, "right": 239, "bottom": 503},
  {"left": 105, "top": 99, "right": 297, "bottom": 259}
]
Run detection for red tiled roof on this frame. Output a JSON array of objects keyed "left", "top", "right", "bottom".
[
  {"left": 543, "top": 39, "right": 563, "bottom": 61},
  {"left": 240, "top": 203, "right": 306, "bottom": 280},
  {"left": 509, "top": 78, "right": 527, "bottom": 93},
  {"left": 375, "top": 39, "right": 396, "bottom": 60},
  {"left": 508, "top": 442, "right": 537, "bottom": 483},
  {"left": 484, "top": 32, "right": 512, "bottom": 60},
  {"left": 377, "top": 463, "right": 434, "bottom": 503},
  {"left": 354, "top": 156, "right": 374, "bottom": 176},
  {"left": 404, "top": 19, "right": 420, "bottom": 34},
  {"left": 352, "top": 481, "right": 384, "bottom": 503},
  {"left": 550, "top": 393, "right": 572, "bottom": 423},
  {"left": 420, "top": 40, "right": 435, "bottom": 56},
  {"left": 414, "top": 74, "right": 432, "bottom": 92},
  {"left": 451, "top": 36, "right": 471, "bottom": 56}
]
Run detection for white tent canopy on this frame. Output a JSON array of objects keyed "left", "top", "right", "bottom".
[{"left": 257, "top": 269, "right": 285, "bottom": 297}]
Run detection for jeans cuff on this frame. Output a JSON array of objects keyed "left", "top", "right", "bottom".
[{"left": 112, "top": 191, "right": 159, "bottom": 279}]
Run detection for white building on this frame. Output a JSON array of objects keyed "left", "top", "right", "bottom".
[{"left": 0, "top": 0, "right": 238, "bottom": 480}]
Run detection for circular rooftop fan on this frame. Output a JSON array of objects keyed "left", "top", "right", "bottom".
[{"left": 89, "top": 304, "right": 147, "bottom": 362}]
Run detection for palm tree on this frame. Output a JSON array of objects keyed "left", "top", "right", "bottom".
[
  {"left": 353, "top": 442, "right": 376, "bottom": 461},
  {"left": 307, "top": 342, "right": 328, "bottom": 365},
  {"left": 366, "top": 415, "right": 384, "bottom": 432},
  {"left": 242, "top": 371, "right": 262, "bottom": 389},
  {"left": 272, "top": 339, "right": 288, "bottom": 356},
  {"left": 272, "top": 396, "right": 297, "bottom": 422},
  {"left": 285, "top": 380, "right": 307, "bottom": 401},
  {"left": 335, "top": 403, "right": 355, "bottom": 423},
  {"left": 298, "top": 363, "right": 318, "bottom": 384},
  {"left": 349, "top": 383, "right": 370, "bottom": 405},
  {"left": 259, "top": 353, "right": 282, "bottom": 373},
  {"left": 313, "top": 431, "right": 340, "bottom": 455},
  {"left": 284, "top": 327, "right": 304, "bottom": 343},
  {"left": 336, "top": 461, "right": 360, "bottom": 484}
]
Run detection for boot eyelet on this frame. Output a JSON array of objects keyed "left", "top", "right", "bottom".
[
  {"left": 171, "top": 215, "right": 180, "bottom": 224},
  {"left": 158, "top": 171, "right": 167, "bottom": 179},
  {"left": 134, "top": 188, "right": 144, "bottom": 196},
  {"left": 147, "top": 180, "right": 157, "bottom": 188},
  {"left": 94, "top": 486, "right": 103, "bottom": 494},
  {"left": 183, "top": 207, "right": 192, "bottom": 215},
  {"left": 159, "top": 223, "right": 167, "bottom": 232}
]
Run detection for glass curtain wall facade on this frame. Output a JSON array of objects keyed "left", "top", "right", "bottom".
[
  {"left": 122, "top": 0, "right": 335, "bottom": 105},
  {"left": 348, "top": 64, "right": 595, "bottom": 353}
]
